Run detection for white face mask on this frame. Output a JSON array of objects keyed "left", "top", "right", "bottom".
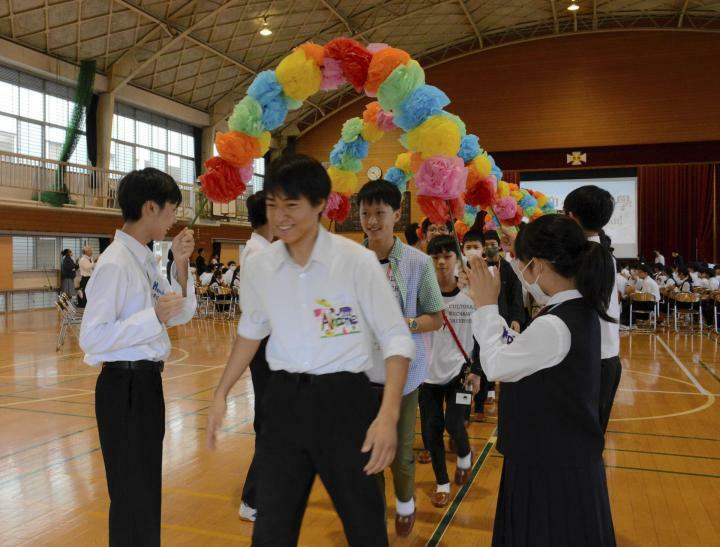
[{"left": 520, "top": 258, "right": 549, "bottom": 303}]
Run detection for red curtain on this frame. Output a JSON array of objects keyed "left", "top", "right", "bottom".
[
  {"left": 504, "top": 171, "right": 520, "bottom": 185},
  {"left": 638, "top": 164, "right": 717, "bottom": 264}
]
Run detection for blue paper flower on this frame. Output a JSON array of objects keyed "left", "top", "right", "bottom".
[
  {"left": 385, "top": 167, "right": 408, "bottom": 192},
  {"left": 330, "top": 139, "right": 348, "bottom": 166},
  {"left": 458, "top": 135, "right": 481, "bottom": 163},
  {"left": 393, "top": 85, "right": 450, "bottom": 131},
  {"left": 344, "top": 136, "right": 369, "bottom": 160},
  {"left": 488, "top": 154, "right": 503, "bottom": 181},
  {"left": 519, "top": 193, "right": 537, "bottom": 209},
  {"left": 261, "top": 96, "right": 288, "bottom": 131},
  {"left": 248, "top": 71, "right": 282, "bottom": 104}
]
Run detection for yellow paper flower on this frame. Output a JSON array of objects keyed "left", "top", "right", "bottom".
[
  {"left": 472, "top": 154, "right": 492, "bottom": 178},
  {"left": 406, "top": 115, "right": 461, "bottom": 159},
  {"left": 361, "top": 122, "right": 384, "bottom": 143},
  {"left": 276, "top": 49, "right": 321, "bottom": 101},
  {"left": 258, "top": 131, "right": 271, "bottom": 155},
  {"left": 497, "top": 180, "right": 510, "bottom": 198},
  {"left": 327, "top": 166, "right": 358, "bottom": 194},
  {"left": 395, "top": 152, "right": 413, "bottom": 173}
]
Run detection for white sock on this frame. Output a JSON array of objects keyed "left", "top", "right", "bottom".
[
  {"left": 436, "top": 483, "right": 450, "bottom": 494},
  {"left": 457, "top": 453, "right": 471, "bottom": 469},
  {"left": 488, "top": 390, "right": 496, "bottom": 399},
  {"left": 396, "top": 497, "right": 415, "bottom": 516}
]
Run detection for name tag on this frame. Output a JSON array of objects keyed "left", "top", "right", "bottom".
[
  {"left": 314, "top": 297, "right": 361, "bottom": 338},
  {"left": 456, "top": 391, "right": 472, "bottom": 405}
]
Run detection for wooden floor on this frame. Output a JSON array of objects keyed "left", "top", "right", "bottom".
[{"left": 1, "top": 310, "right": 719, "bottom": 546}]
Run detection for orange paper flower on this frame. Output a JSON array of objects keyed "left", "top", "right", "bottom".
[
  {"left": 365, "top": 48, "right": 411, "bottom": 95},
  {"left": 215, "top": 131, "right": 261, "bottom": 168}
]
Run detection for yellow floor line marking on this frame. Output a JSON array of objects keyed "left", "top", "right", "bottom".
[
  {"left": 0, "top": 352, "right": 83, "bottom": 371},
  {"left": 0, "top": 389, "right": 94, "bottom": 408}
]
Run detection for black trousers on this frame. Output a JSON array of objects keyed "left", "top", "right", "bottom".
[
  {"left": 474, "top": 369, "right": 496, "bottom": 413},
  {"left": 240, "top": 337, "right": 270, "bottom": 509},
  {"left": 252, "top": 371, "right": 387, "bottom": 547},
  {"left": 599, "top": 356, "right": 622, "bottom": 433},
  {"left": 77, "top": 275, "right": 90, "bottom": 307},
  {"left": 95, "top": 365, "right": 165, "bottom": 547},
  {"left": 419, "top": 377, "right": 471, "bottom": 485}
]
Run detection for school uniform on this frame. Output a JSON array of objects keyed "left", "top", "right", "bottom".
[
  {"left": 420, "top": 287, "right": 474, "bottom": 487},
  {"left": 79, "top": 230, "right": 196, "bottom": 547},
  {"left": 223, "top": 266, "right": 236, "bottom": 286},
  {"left": 77, "top": 254, "right": 94, "bottom": 307},
  {"left": 364, "top": 236, "right": 445, "bottom": 513},
  {"left": 637, "top": 276, "right": 661, "bottom": 302},
  {"left": 61, "top": 254, "right": 77, "bottom": 297},
  {"left": 473, "top": 290, "right": 615, "bottom": 547},
  {"left": 238, "top": 231, "right": 272, "bottom": 514},
  {"left": 238, "top": 226, "right": 415, "bottom": 546},
  {"left": 199, "top": 271, "right": 213, "bottom": 286}
]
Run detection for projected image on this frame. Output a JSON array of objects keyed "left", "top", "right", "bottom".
[{"left": 526, "top": 176, "right": 638, "bottom": 258}]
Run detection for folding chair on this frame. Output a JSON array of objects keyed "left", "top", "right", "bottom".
[
  {"left": 672, "top": 292, "right": 702, "bottom": 333},
  {"left": 56, "top": 292, "right": 84, "bottom": 350},
  {"left": 629, "top": 292, "right": 658, "bottom": 332}
]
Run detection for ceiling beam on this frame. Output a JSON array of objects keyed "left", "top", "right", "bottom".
[
  {"left": 354, "top": 0, "right": 457, "bottom": 40},
  {"left": 109, "top": 0, "right": 241, "bottom": 92},
  {"left": 550, "top": 0, "right": 559, "bottom": 34},
  {"left": 457, "top": 0, "right": 483, "bottom": 47},
  {"left": 678, "top": 0, "right": 690, "bottom": 28},
  {"left": 318, "top": 0, "right": 354, "bottom": 35},
  {"left": 592, "top": 0, "right": 598, "bottom": 30}
]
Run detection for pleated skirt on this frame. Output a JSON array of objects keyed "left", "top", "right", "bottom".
[{"left": 492, "top": 458, "right": 616, "bottom": 547}]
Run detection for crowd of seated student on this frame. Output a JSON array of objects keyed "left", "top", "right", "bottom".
[{"left": 617, "top": 257, "right": 719, "bottom": 327}]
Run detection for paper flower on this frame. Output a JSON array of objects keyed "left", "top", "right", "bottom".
[
  {"left": 341, "top": 117, "right": 364, "bottom": 143},
  {"left": 296, "top": 42, "right": 324, "bottom": 67},
  {"left": 365, "top": 48, "right": 411, "bottom": 96},
  {"left": 464, "top": 204, "right": 479, "bottom": 226},
  {"left": 327, "top": 166, "right": 358, "bottom": 194},
  {"left": 458, "top": 135, "right": 481, "bottom": 164},
  {"left": 454, "top": 221, "right": 469, "bottom": 242},
  {"left": 276, "top": 49, "right": 322, "bottom": 101},
  {"left": 465, "top": 171, "right": 497, "bottom": 209},
  {"left": 494, "top": 196, "right": 519, "bottom": 221},
  {"left": 393, "top": 85, "right": 450, "bottom": 131},
  {"left": 228, "top": 96, "right": 264, "bottom": 137},
  {"left": 361, "top": 122, "right": 384, "bottom": 143},
  {"left": 377, "top": 60, "right": 425, "bottom": 112},
  {"left": 247, "top": 71, "right": 289, "bottom": 130},
  {"left": 363, "top": 101, "right": 382, "bottom": 124},
  {"left": 324, "top": 38, "right": 372, "bottom": 92},
  {"left": 484, "top": 218, "right": 498, "bottom": 232},
  {"left": 395, "top": 152, "right": 413, "bottom": 173},
  {"left": 385, "top": 167, "right": 408, "bottom": 191},
  {"left": 442, "top": 112, "right": 467, "bottom": 139},
  {"left": 376, "top": 111, "right": 396, "bottom": 132},
  {"left": 518, "top": 190, "right": 537, "bottom": 210},
  {"left": 320, "top": 57, "right": 346, "bottom": 91},
  {"left": 324, "top": 191, "right": 351, "bottom": 223},
  {"left": 199, "top": 156, "right": 249, "bottom": 203},
  {"left": 417, "top": 196, "right": 464, "bottom": 225},
  {"left": 258, "top": 131, "right": 271, "bottom": 155},
  {"left": 407, "top": 115, "right": 461, "bottom": 159},
  {"left": 215, "top": 131, "right": 261, "bottom": 168},
  {"left": 473, "top": 154, "right": 493, "bottom": 178},
  {"left": 414, "top": 155, "right": 467, "bottom": 200}
]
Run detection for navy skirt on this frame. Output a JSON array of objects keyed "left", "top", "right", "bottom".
[{"left": 493, "top": 458, "right": 615, "bottom": 547}]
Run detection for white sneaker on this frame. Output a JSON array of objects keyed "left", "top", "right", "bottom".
[{"left": 239, "top": 501, "right": 257, "bottom": 522}]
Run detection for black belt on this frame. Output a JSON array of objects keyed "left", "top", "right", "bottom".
[
  {"left": 103, "top": 360, "right": 164, "bottom": 372},
  {"left": 276, "top": 370, "right": 361, "bottom": 384}
]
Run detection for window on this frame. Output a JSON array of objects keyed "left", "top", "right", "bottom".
[
  {"left": 111, "top": 103, "right": 197, "bottom": 185},
  {"left": 0, "top": 64, "right": 89, "bottom": 164},
  {"left": 13, "top": 235, "right": 99, "bottom": 272}
]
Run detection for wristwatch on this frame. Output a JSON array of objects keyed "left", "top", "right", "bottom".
[{"left": 407, "top": 318, "right": 418, "bottom": 332}]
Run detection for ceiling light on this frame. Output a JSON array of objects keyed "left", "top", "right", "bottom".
[
  {"left": 259, "top": 19, "right": 272, "bottom": 36},
  {"left": 567, "top": 2, "right": 580, "bottom": 11}
]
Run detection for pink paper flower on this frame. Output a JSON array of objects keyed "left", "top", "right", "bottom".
[
  {"left": 494, "top": 196, "right": 518, "bottom": 220},
  {"left": 239, "top": 162, "right": 253, "bottom": 184},
  {"left": 484, "top": 219, "right": 499, "bottom": 232},
  {"left": 367, "top": 43, "right": 390, "bottom": 54},
  {"left": 376, "top": 110, "right": 396, "bottom": 132},
  {"left": 321, "top": 57, "right": 346, "bottom": 91},
  {"left": 415, "top": 155, "right": 468, "bottom": 200}
]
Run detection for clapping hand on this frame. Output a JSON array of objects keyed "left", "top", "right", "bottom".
[{"left": 462, "top": 255, "right": 502, "bottom": 309}]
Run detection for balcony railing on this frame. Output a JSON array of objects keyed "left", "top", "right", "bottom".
[{"left": 0, "top": 150, "right": 249, "bottom": 224}]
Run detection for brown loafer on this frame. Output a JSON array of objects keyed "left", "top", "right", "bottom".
[
  {"left": 395, "top": 509, "right": 416, "bottom": 537},
  {"left": 417, "top": 449, "right": 431, "bottom": 464},
  {"left": 431, "top": 490, "right": 450, "bottom": 508},
  {"left": 455, "top": 453, "right": 473, "bottom": 485}
]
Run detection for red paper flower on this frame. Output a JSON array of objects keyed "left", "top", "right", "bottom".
[
  {"left": 417, "top": 196, "right": 448, "bottom": 225},
  {"left": 324, "top": 191, "right": 351, "bottom": 223},
  {"left": 324, "top": 38, "right": 372, "bottom": 92},
  {"left": 465, "top": 170, "right": 497, "bottom": 209},
  {"left": 199, "top": 156, "right": 248, "bottom": 203}
]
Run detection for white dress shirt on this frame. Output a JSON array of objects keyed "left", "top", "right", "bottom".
[
  {"left": 78, "top": 255, "right": 94, "bottom": 277},
  {"left": 223, "top": 267, "right": 236, "bottom": 286},
  {"left": 472, "top": 290, "right": 588, "bottom": 383},
  {"left": 615, "top": 274, "right": 628, "bottom": 299},
  {"left": 238, "top": 226, "right": 415, "bottom": 375},
  {"left": 426, "top": 289, "right": 475, "bottom": 385},
  {"left": 241, "top": 232, "right": 272, "bottom": 269},
  {"left": 709, "top": 277, "right": 719, "bottom": 291},
  {"left": 80, "top": 230, "right": 196, "bottom": 366},
  {"left": 199, "top": 272, "right": 213, "bottom": 286},
  {"left": 637, "top": 276, "right": 661, "bottom": 301},
  {"left": 655, "top": 255, "right": 665, "bottom": 266}
]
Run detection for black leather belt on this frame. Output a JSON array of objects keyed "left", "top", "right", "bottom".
[
  {"left": 103, "top": 360, "right": 164, "bottom": 372},
  {"left": 277, "top": 370, "right": 360, "bottom": 384}
]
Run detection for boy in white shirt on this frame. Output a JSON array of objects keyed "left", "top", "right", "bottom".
[
  {"left": 421, "top": 235, "right": 480, "bottom": 508},
  {"left": 80, "top": 168, "right": 196, "bottom": 546},
  {"left": 636, "top": 265, "right": 661, "bottom": 301},
  {"left": 207, "top": 154, "right": 415, "bottom": 546}
]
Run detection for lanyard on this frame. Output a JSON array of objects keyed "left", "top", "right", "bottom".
[{"left": 441, "top": 310, "right": 470, "bottom": 363}]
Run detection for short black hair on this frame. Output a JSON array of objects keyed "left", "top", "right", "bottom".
[
  {"left": 404, "top": 222, "right": 419, "bottom": 246},
  {"left": 421, "top": 217, "right": 453, "bottom": 235},
  {"left": 639, "top": 264, "right": 653, "bottom": 275},
  {"left": 357, "top": 179, "right": 402, "bottom": 211},
  {"left": 482, "top": 231, "right": 501, "bottom": 244},
  {"left": 247, "top": 190, "right": 268, "bottom": 229},
  {"left": 563, "top": 185, "right": 615, "bottom": 232},
  {"left": 117, "top": 168, "right": 182, "bottom": 222},
  {"left": 198, "top": 248, "right": 205, "bottom": 254},
  {"left": 265, "top": 153, "right": 330, "bottom": 206},
  {"left": 462, "top": 231, "right": 484, "bottom": 245},
  {"left": 227, "top": 261, "right": 236, "bottom": 267},
  {"left": 61, "top": 248, "right": 71, "bottom": 256},
  {"left": 427, "top": 234, "right": 460, "bottom": 258}
]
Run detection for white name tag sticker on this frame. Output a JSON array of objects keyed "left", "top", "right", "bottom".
[{"left": 456, "top": 392, "right": 472, "bottom": 405}]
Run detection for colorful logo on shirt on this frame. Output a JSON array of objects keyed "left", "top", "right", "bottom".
[
  {"left": 314, "top": 298, "right": 360, "bottom": 338},
  {"left": 150, "top": 279, "right": 166, "bottom": 305}
]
